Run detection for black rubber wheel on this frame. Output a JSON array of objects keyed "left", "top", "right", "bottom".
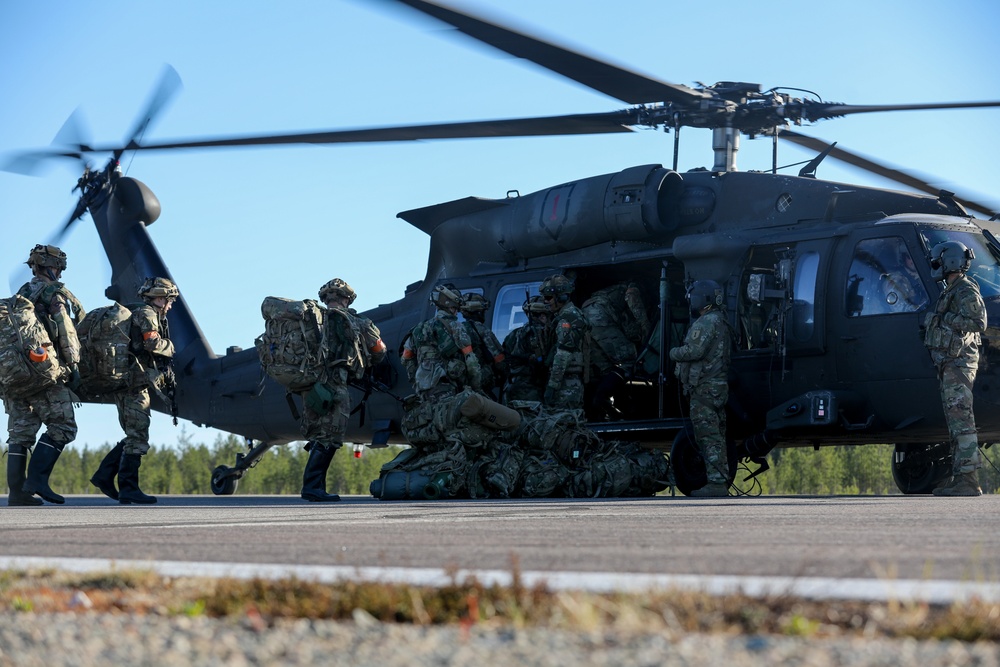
[
  {"left": 891, "top": 442, "right": 951, "bottom": 494},
  {"left": 210, "top": 465, "right": 239, "bottom": 496}
]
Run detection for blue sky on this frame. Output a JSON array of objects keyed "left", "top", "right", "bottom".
[{"left": 1, "top": 0, "right": 998, "bottom": 450}]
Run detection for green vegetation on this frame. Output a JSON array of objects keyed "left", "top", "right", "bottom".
[
  {"left": 0, "top": 567, "right": 997, "bottom": 640},
  {"left": 1, "top": 433, "right": 997, "bottom": 495}
]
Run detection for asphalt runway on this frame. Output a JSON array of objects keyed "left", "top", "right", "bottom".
[{"left": 2, "top": 494, "right": 998, "bottom": 602}]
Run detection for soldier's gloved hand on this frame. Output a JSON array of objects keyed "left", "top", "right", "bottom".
[
  {"left": 543, "top": 385, "right": 556, "bottom": 405},
  {"left": 67, "top": 365, "right": 82, "bottom": 393}
]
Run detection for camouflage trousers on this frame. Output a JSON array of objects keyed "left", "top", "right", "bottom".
[
  {"left": 299, "top": 382, "right": 349, "bottom": 451},
  {"left": 938, "top": 362, "right": 982, "bottom": 474},
  {"left": 4, "top": 383, "right": 77, "bottom": 448},
  {"left": 690, "top": 381, "right": 729, "bottom": 484},
  {"left": 114, "top": 386, "right": 153, "bottom": 455},
  {"left": 545, "top": 375, "right": 585, "bottom": 413},
  {"left": 504, "top": 377, "right": 544, "bottom": 404}
]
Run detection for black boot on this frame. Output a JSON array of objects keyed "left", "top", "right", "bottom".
[
  {"left": 301, "top": 443, "right": 341, "bottom": 502},
  {"left": 118, "top": 453, "right": 157, "bottom": 505},
  {"left": 7, "top": 444, "right": 42, "bottom": 506},
  {"left": 22, "top": 434, "right": 65, "bottom": 504},
  {"left": 90, "top": 441, "right": 125, "bottom": 500}
]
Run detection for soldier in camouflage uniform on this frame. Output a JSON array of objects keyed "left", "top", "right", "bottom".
[
  {"left": 7, "top": 244, "right": 84, "bottom": 506},
  {"left": 401, "top": 284, "right": 483, "bottom": 400},
  {"left": 460, "top": 293, "right": 507, "bottom": 400},
  {"left": 583, "top": 281, "right": 650, "bottom": 419},
  {"left": 298, "top": 278, "right": 370, "bottom": 502},
  {"left": 540, "top": 274, "right": 591, "bottom": 413},
  {"left": 90, "top": 278, "right": 178, "bottom": 505},
  {"left": 669, "top": 280, "right": 731, "bottom": 498},
  {"left": 924, "top": 241, "right": 987, "bottom": 496},
  {"left": 502, "top": 296, "right": 553, "bottom": 403}
]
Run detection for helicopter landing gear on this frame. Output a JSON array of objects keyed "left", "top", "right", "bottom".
[
  {"left": 891, "top": 442, "right": 952, "bottom": 494},
  {"left": 669, "top": 427, "right": 736, "bottom": 496},
  {"left": 209, "top": 439, "right": 276, "bottom": 496}
]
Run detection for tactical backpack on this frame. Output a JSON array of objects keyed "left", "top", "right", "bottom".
[
  {"left": 255, "top": 297, "right": 328, "bottom": 392},
  {"left": 76, "top": 303, "right": 133, "bottom": 396},
  {"left": 0, "top": 295, "right": 63, "bottom": 399}
]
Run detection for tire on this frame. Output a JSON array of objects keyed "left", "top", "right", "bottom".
[
  {"left": 670, "top": 427, "right": 738, "bottom": 496},
  {"left": 210, "top": 465, "right": 239, "bottom": 496},
  {"left": 891, "top": 442, "right": 951, "bottom": 494}
]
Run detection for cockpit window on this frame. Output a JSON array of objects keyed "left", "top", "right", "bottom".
[
  {"left": 919, "top": 229, "right": 1000, "bottom": 297},
  {"left": 846, "top": 237, "right": 929, "bottom": 317}
]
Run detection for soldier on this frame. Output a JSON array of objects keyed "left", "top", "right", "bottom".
[
  {"left": 924, "top": 241, "right": 987, "bottom": 496},
  {"left": 669, "top": 280, "right": 732, "bottom": 498},
  {"left": 401, "top": 284, "right": 483, "bottom": 399},
  {"left": 297, "top": 278, "right": 370, "bottom": 502},
  {"left": 583, "top": 281, "right": 650, "bottom": 419},
  {"left": 7, "top": 244, "right": 84, "bottom": 506},
  {"left": 90, "top": 277, "right": 178, "bottom": 505},
  {"left": 502, "top": 296, "right": 552, "bottom": 403},
  {"left": 460, "top": 293, "right": 507, "bottom": 399},
  {"left": 539, "top": 274, "right": 590, "bottom": 413}
]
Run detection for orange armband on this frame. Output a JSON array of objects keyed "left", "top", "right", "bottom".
[
  {"left": 461, "top": 345, "right": 474, "bottom": 356},
  {"left": 401, "top": 347, "right": 416, "bottom": 360},
  {"left": 370, "top": 339, "right": 387, "bottom": 354},
  {"left": 493, "top": 353, "right": 506, "bottom": 363},
  {"left": 143, "top": 331, "right": 160, "bottom": 341}
]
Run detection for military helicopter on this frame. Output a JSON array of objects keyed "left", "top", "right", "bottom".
[{"left": 5, "top": 0, "right": 1000, "bottom": 496}]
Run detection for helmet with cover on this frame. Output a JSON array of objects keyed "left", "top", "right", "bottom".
[
  {"left": 538, "top": 274, "right": 574, "bottom": 304},
  {"left": 26, "top": 244, "right": 67, "bottom": 271},
  {"left": 318, "top": 278, "right": 357, "bottom": 305},
  {"left": 137, "top": 276, "right": 180, "bottom": 301},
  {"left": 522, "top": 295, "right": 549, "bottom": 315},
  {"left": 460, "top": 293, "right": 490, "bottom": 314},
  {"left": 430, "top": 283, "right": 463, "bottom": 310}
]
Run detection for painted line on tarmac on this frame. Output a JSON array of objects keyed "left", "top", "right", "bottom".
[{"left": 0, "top": 555, "right": 996, "bottom": 604}]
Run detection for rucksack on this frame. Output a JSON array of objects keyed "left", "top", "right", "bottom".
[
  {"left": 77, "top": 303, "right": 133, "bottom": 396},
  {"left": 0, "top": 295, "right": 63, "bottom": 399},
  {"left": 255, "top": 297, "right": 328, "bottom": 392}
]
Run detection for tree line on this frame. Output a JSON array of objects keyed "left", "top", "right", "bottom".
[{"left": 3, "top": 434, "right": 997, "bottom": 497}]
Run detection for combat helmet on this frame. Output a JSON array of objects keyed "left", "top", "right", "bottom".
[
  {"left": 137, "top": 277, "right": 180, "bottom": 301},
  {"left": 686, "top": 280, "right": 724, "bottom": 313},
  {"left": 26, "top": 244, "right": 67, "bottom": 271},
  {"left": 522, "top": 295, "right": 549, "bottom": 315},
  {"left": 930, "top": 241, "right": 974, "bottom": 280},
  {"left": 539, "top": 274, "right": 574, "bottom": 300},
  {"left": 430, "top": 283, "right": 463, "bottom": 310},
  {"left": 460, "top": 293, "right": 490, "bottom": 313},
  {"left": 318, "top": 278, "right": 357, "bottom": 305}
]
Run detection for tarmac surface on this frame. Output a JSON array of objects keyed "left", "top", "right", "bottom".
[{"left": 1, "top": 494, "right": 998, "bottom": 602}]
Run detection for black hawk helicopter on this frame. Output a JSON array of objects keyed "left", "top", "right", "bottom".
[{"left": 6, "top": 0, "right": 1000, "bottom": 496}]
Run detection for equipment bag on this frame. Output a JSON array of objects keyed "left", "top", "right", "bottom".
[
  {"left": 0, "top": 295, "right": 62, "bottom": 399},
  {"left": 77, "top": 302, "right": 133, "bottom": 396},
  {"left": 255, "top": 297, "right": 327, "bottom": 392}
]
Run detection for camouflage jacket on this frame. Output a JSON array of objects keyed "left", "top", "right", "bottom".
[
  {"left": 402, "top": 310, "right": 482, "bottom": 395},
  {"left": 669, "top": 309, "right": 730, "bottom": 391},
  {"left": 325, "top": 305, "right": 365, "bottom": 383},
  {"left": 126, "top": 302, "right": 174, "bottom": 388},
  {"left": 924, "top": 274, "right": 987, "bottom": 369},
  {"left": 582, "top": 282, "right": 649, "bottom": 344},
  {"left": 349, "top": 308, "right": 387, "bottom": 367},
  {"left": 463, "top": 319, "right": 506, "bottom": 391},
  {"left": 548, "top": 302, "right": 590, "bottom": 387},
  {"left": 18, "top": 277, "right": 84, "bottom": 367},
  {"left": 503, "top": 319, "right": 552, "bottom": 388}
]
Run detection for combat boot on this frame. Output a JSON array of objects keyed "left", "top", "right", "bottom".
[
  {"left": 7, "top": 443, "right": 42, "bottom": 506},
  {"left": 117, "top": 453, "right": 157, "bottom": 505},
  {"left": 22, "top": 434, "right": 66, "bottom": 504},
  {"left": 689, "top": 482, "right": 730, "bottom": 498},
  {"left": 301, "top": 442, "right": 341, "bottom": 502},
  {"left": 932, "top": 471, "right": 982, "bottom": 496},
  {"left": 90, "top": 440, "right": 125, "bottom": 500}
]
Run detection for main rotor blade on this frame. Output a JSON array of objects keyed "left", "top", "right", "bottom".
[
  {"left": 120, "top": 111, "right": 638, "bottom": 151},
  {"left": 374, "top": 0, "right": 708, "bottom": 106},
  {"left": 1, "top": 150, "right": 87, "bottom": 176},
  {"left": 778, "top": 128, "right": 998, "bottom": 219},
  {"left": 118, "top": 64, "right": 183, "bottom": 156},
  {"left": 804, "top": 100, "right": 1000, "bottom": 122}
]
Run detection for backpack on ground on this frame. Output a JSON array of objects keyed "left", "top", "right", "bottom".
[
  {"left": 77, "top": 302, "right": 133, "bottom": 396},
  {"left": 0, "top": 295, "right": 62, "bottom": 399},
  {"left": 255, "top": 297, "right": 327, "bottom": 392}
]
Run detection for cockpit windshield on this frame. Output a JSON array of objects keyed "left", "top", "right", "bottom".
[{"left": 919, "top": 228, "right": 1000, "bottom": 298}]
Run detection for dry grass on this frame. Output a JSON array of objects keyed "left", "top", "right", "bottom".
[{"left": 0, "top": 567, "right": 997, "bottom": 641}]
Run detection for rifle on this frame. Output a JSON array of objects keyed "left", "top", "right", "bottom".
[{"left": 349, "top": 373, "right": 405, "bottom": 427}]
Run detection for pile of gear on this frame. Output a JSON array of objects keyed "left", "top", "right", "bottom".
[{"left": 370, "top": 394, "right": 669, "bottom": 500}]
